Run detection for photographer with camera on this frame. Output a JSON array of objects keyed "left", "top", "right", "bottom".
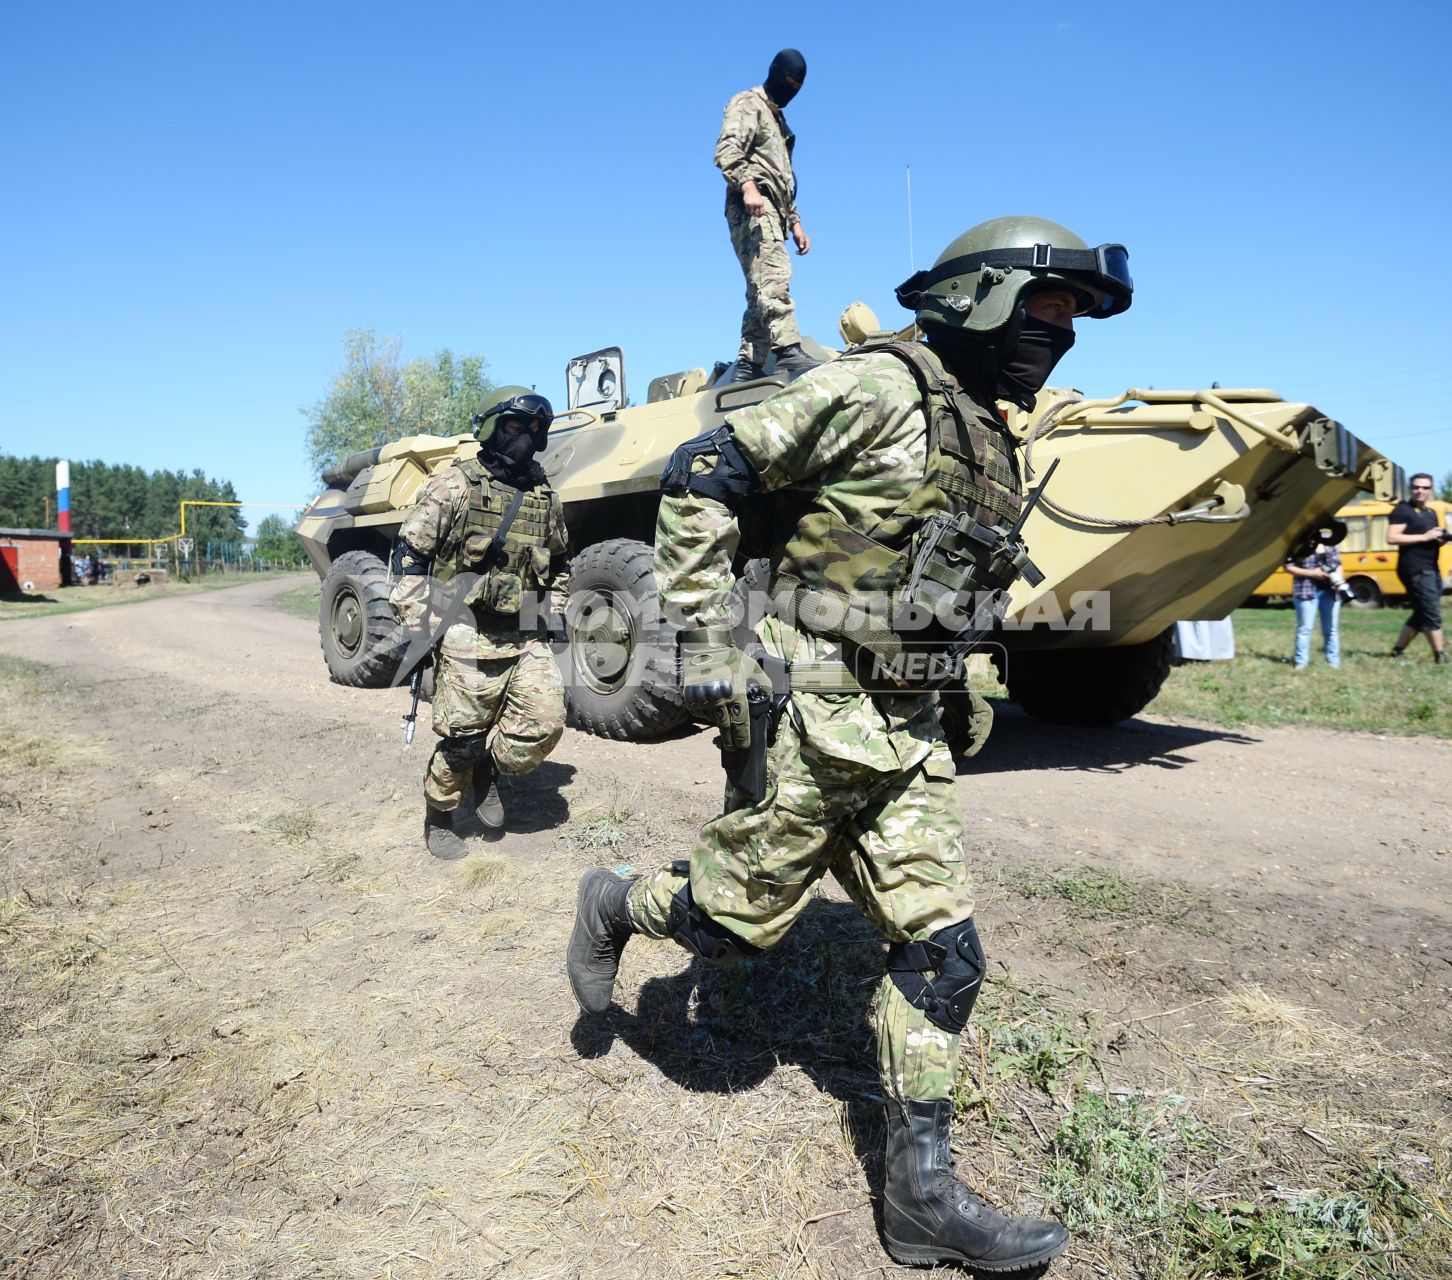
[
  {"left": 1388, "top": 473, "right": 1448, "bottom": 665},
  {"left": 1286, "top": 533, "right": 1348, "bottom": 670}
]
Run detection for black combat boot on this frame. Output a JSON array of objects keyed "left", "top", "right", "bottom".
[
  {"left": 770, "top": 343, "right": 821, "bottom": 379},
  {"left": 567, "top": 869, "right": 637, "bottom": 1014},
  {"left": 882, "top": 1098, "right": 1068, "bottom": 1271},
  {"left": 729, "top": 358, "right": 767, "bottom": 383},
  {"left": 474, "top": 761, "right": 504, "bottom": 833},
  {"left": 424, "top": 805, "right": 468, "bottom": 860}
]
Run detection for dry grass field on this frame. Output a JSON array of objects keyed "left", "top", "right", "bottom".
[{"left": 2, "top": 579, "right": 1449, "bottom": 1278}]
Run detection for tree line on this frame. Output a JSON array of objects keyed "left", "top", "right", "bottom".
[
  {"left": 0, "top": 456, "right": 246, "bottom": 546},
  {"left": 303, "top": 328, "right": 495, "bottom": 477}
]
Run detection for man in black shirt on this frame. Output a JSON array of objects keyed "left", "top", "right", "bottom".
[{"left": 1388, "top": 472, "right": 1447, "bottom": 663}]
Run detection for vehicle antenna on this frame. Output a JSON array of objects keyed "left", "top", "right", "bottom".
[{"left": 906, "top": 165, "right": 915, "bottom": 271}]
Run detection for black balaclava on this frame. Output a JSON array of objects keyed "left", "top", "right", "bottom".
[
  {"left": 995, "top": 314, "right": 1076, "bottom": 411},
  {"left": 479, "top": 421, "right": 537, "bottom": 485},
  {"left": 923, "top": 302, "right": 1076, "bottom": 413},
  {"left": 765, "top": 49, "right": 806, "bottom": 107}
]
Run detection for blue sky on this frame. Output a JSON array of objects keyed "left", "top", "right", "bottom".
[{"left": 3, "top": 1, "right": 1450, "bottom": 535}]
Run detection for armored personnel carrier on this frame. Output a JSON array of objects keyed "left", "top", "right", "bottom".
[{"left": 295, "top": 318, "right": 1402, "bottom": 734}]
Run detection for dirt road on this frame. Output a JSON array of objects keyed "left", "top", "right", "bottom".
[{"left": 3, "top": 577, "right": 1448, "bottom": 1278}]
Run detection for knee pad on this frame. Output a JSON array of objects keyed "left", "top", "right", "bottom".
[
  {"left": 437, "top": 733, "right": 488, "bottom": 772},
  {"left": 666, "top": 886, "right": 762, "bottom": 966},
  {"left": 886, "top": 917, "right": 984, "bottom": 1034}
]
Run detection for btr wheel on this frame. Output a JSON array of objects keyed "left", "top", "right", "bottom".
[
  {"left": 993, "top": 627, "right": 1176, "bottom": 727},
  {"left": 318, "top": 549, "right": 403, "bottom": 687},
  {"left": 564, "top": 538, "right": 687, "bottom": 740}
]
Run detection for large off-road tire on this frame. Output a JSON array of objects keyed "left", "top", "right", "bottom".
[
  {"left": 564, "top": 538, "right": 688, "bottom": 740},
  {"left": 993, "top": 627, "right": 1175, "bottom": 727},
  {"left": 319, "top": 549, "right": 403, "bottom": 688}
]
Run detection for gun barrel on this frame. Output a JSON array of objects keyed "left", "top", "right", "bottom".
[{"left": 403, "top": 665, "right": 424, "bottom": 744}]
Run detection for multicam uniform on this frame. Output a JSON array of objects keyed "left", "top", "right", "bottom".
[
  {"left": 625, "top": 346, "right": 1024, "bottom": 1101},
  {"left": 715, "top": 86, "right": 802, "bottom": 368},
  {"left": 389, "top": 456, "right": 570, "bottom": 810}
]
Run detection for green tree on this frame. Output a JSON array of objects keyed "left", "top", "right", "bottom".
[
  {"left": 254, "top": 513, "right": 307, "bottom": 566},
  {"left": 180, "top": 471, "right": 246, "bottom": 552},
  {"left": 0, "top": 455, "right": 248, "bottom": 547},
  {"left": 303, "top": 328, "right": 494, "bottom": 478},
  {"left": 1438, "top": 470, "right": 1451, "bottom": 502}
]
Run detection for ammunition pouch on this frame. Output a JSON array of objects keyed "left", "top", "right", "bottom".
[
  {"left": 896, "top": 509, "right": 1043, "bottom": 647},
  {"left": 769, "top": 512, "right": 1041, "bottom": 685},
  {"left": 761, "top": 342, "right": 1036, "bottom": 686},
  {"left": 448, "top": 468, "right": 549, "bottom": 618}
]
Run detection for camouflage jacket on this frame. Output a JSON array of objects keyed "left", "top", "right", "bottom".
[
  {"left": 714, "top": 86, "right": 799, "bottom": 227},
  {"left": 390, "top": 457, "right": 570, "bottom": 659},
  {"left": 656, "top": 348, "right": 997, "bottom": 772}
]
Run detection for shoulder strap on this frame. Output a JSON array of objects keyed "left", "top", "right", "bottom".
[
  {"left": 484, "top": 486, "right": 528, "bottom": 566},
  {"left": 851, "top": 339, "right": 964, "bottom": 457},
  {"left": 456, "top": 456, "right": 486, "bottom": 484}
]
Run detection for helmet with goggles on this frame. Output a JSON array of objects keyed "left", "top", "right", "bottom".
[
  {"left": 472, "top": 385, "right": 555, "bottom": 451},
  {"left": 896, "top": 215, "right": 1132, "bottom": 335}
]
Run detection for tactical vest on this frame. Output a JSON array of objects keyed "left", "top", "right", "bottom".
[
  {"left": 450, "top": 458, "right": 556, "bottom": 616},
  {"left": 769, "top": 341, "right": 1039, "bottom": 669}
]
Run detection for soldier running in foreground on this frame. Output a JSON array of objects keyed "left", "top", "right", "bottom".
[
  {"left": 569, "top": 216, "right": 1133, "bottom": 1271},
  {"left": 715, "top": 49, "right": 819, "bottom": 383},
  {"left": 389, "top": 387, "right": 570, "bottom": 858}
]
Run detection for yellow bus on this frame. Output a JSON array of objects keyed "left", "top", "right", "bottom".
[{"left": 1252, "top": 497, "right": 1452, "bottom": 608}]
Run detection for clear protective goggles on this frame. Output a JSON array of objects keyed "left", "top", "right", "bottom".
[{"left": 897, "top": 242, "right": 1133, "bottom": 318}]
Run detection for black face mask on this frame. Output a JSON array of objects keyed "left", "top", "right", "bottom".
[
  {"left": 995, "top": 315, "right": 1076, "bottom": 412},
  {"left": 480, "top": 426, "right": 538, "bottom": 483},
  {"left": 765, "top": 48, "right": 806, "bottom": 107}
]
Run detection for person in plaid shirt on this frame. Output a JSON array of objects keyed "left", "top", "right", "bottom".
[{"left": 1286, "top": 539, "right": 1343, "bottom": 669}]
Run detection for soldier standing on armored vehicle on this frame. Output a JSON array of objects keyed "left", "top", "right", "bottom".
[
  {"left": 715, "top": 49, "right": 819, "bottom": 383},
  {"left": 390, "top": 388, "right": 570, "bottom": 859},
  {"left": 568, "top": 216, "right": 1133, "bottom": 1271}
]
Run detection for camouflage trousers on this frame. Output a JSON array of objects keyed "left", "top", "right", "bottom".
[
  {"left": 425, "top": 636, "right": 565, "bottom": 810},
  {"left": 726, "top": 192, "right": 800, "bottom": 367},
  {"left": 625, "top": 697, "right": 975, "bottom": 1103}
]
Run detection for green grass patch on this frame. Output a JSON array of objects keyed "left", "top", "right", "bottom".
[
  {"left": 974, "top": 606, "right": 1451, "bottom": 737},
  {"left": 1045, "top": 1091, "right": 1201, "bottom": 1230},
  {"left": 1044, "top": 1089, "right": 1441, "bottom": 1278},
  {"left": 272, "top": 579, "right": 321, "bottom": 622},
  {"left": 1010, "top": 865, "right": 1217, "bottom": 934},
  {"left": 954, "top": 977, "right": 1098, "bottom": 1112},
  {"left": 1151, "top": 606, "right": 1452, "bottom": 737},
  {"left": 263, "top": 805, "right": 320, "bottom": 845},
  {"left": 0, "top": 571, "right": 307, "bottom": 622},
  {"left": 1178, "top": 1166, "right": 1431, "bottom": 1280},
  {"left": 563, "top": 805, "right": 640, "bottom": 855}
]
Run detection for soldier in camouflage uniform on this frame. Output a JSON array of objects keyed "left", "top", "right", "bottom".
[
  {"left": 715, "top": 49, "right": 819, "bottom": 383},
  {"left": 390, "top": 387, "right": 570, "bottom": 859},
  {"left": 568, "top": 217, "right": 1134, "bottom": 1271}
]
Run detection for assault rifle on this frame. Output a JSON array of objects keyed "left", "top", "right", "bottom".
[{"left": 403, "top": 663, "right": 425, "bottom": 745}]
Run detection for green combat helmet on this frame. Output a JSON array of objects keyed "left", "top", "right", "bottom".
[
  {"left": 896, "top": 214, "right": 1133, "bottom": 333},
  {"left": 473, "top": 385, "right": 555, "bottom": 452}
]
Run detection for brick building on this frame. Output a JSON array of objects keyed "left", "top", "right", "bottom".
[{"left": 0, "top": 529, "right": 74, "bottom": 591}]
